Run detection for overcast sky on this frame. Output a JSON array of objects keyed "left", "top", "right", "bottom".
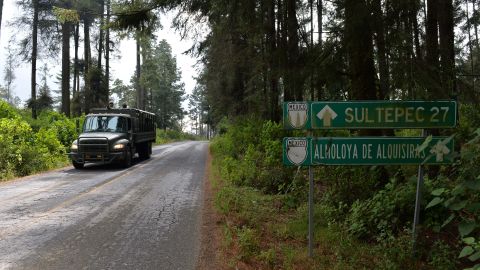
[{"left": 0, "top": 0, "right": 200, "bottom": 106}]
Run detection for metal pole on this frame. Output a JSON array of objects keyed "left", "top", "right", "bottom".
[
  {"left": 308, "top": 165, "right": 314, "bottom": 258},
  {"left": 412, "top": 129, "right": 426, "bottom": 255}
]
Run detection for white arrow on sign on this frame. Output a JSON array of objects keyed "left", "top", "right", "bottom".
[
  {"left": 316, "top": 105, "right": 338, "bottom": 127},
  {"left": 430, "top": 141, "right": 451, "bottom": 162}
]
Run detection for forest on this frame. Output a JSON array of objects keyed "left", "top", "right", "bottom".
[
  {"left": 1, "top": 0, "right": 480, "bottom": 268},
  {"left": 0, "top": 0, "right": 185, "bottom": 130}
]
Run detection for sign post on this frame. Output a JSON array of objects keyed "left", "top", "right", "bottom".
[
  {"left": 308, "top": 136, "right": 314, "bottom": 258},
  {"left": 412, "top": 129, "right": 426, "bottom": 255}
]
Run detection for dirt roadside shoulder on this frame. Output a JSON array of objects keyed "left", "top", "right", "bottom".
[{"left": 196, "top": 148, "right": 224, "bottom": 270}]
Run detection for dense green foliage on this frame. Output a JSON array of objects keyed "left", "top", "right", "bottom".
[
  {"left": 211, "top": 106, "right": 480, "bottom": 269},
  {"left": 0, "top": 101, "right": 79, "bottom": 180},
  {"left": 155, "top": 129, "right": 198, "bottom": 144},
  {"left": 211, "top": 118, "right": 296, "bottom": 195}
]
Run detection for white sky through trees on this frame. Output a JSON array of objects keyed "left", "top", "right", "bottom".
[{"left": 0, "top": 0, "right": 199, "bottom": 107}]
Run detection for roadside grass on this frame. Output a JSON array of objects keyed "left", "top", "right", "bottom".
[
  {"left": 155, "top": 129, "right": 204, "bottom": 144},
  {"left": 211, "top": 154, "right": 425, "bottom": 269}
]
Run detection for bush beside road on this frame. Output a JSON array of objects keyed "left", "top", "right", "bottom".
[{"left": 209, "top": 107, "right": 480, "bottom": 269}]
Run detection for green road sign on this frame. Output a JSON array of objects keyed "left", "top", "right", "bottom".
[
  {"left": 283, "top": 102, "right": 311, "bottom": 129},
  {"left": 283, "top": 137, "right": 454, "bottom": 166},
  {"left": 283, "top": 100, "right": 457, "bottom": 129}
]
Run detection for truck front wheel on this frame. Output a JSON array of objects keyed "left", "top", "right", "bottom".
[
  {"left": 72, "top": 161, "right": 84, "bottom": 169},
  {"left": 121, "top": 147, "right": 132, "bottom": 168}
]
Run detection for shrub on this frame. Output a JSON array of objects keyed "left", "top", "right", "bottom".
[
  {"left": 28, "top": 110, "right": 80, "bottom": 148},
  {"left": 0, "top": 100, "right": 21, "bottom": 119},
  {"left": 155, "top": 129, "right": 198, "bottom": 144},
  {"left": 0, "top": 118, "right": 32, "bottom": 178},
  {"left": 211, "top": 117, "right": 297, "bottom": 195},
  {"left": 237, "top": 226, "right": 259, "bottom": 260},
  {"left": 425, "top": 128, "right": 480, "bottom": 266},
  {"left": 0, "top": 104, "right": 68, "bottom": 180},
  {"left": 346, "top": 177, "right": 417, "bottom": 240}
]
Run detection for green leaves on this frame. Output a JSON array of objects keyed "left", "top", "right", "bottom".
[
  {"left": 464, "top": 237, "right": 476, "bottom": 245},
  {"left": 426, "top": 197, "right": 444, "bottom": 209},
  {"left": 469, "top": 252, "right": 480, "bottom": 262},
  {"left": 460, "top": 246, "right": 475, "bottom": 258},
  {"left": 449, "top": 200, "right": 468, "bottom": 211},
  {"left": 0, "top": 102, "right": 72, "bottom": 180},
  {"left": 52, "top": 6, "right": 80, "bottom": 24},
  {"left": 417, "top": 135, "right": 433, "bottom": 153},
  {"left": 431, "top": 188, "right": 446, "bottom": 196},
  {"left": 441, "top": 214, "right": 455, "bottom": 228},
  {"left": 459, "top": 237, "right": 480, "bottom": 263},
  {"left": 459, "top": 221, "right": 476, "bottom": 237},
  {"left": 465, "top": 180, "right": 480, "bottom": 191}
]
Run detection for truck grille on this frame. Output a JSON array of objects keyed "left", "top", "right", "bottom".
[{"left": 79, "top": 138, "right": 109, "bottom": 153}]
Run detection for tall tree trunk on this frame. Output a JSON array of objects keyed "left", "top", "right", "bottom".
[
  {"left": 412, "top": 0, "right": 422, "bottom": 59},
  {"left": 372, "top": 0, "right": 390, "bottom": 100},
  {"left": 136, "top": 35, "right": 144, "bottom": 110},
  {"left": 260, "top": 0, "right": 268, "bottom": 118},
  {"left": 425, "top": 0, "right": 441, "bottom": 98},
  {"left": 98, "top": 0, "right": 104, "bottom": 70},
  {"left": 438, "top": 0, "right": 455, "bottom": 98},
  {"left": 345, "top": 0, "right": 378, "bottom": 136},
  {"left": 73, "top": 23, "right": 79, "bottom": 97},
  {"left": 310, "top": 0, "right": 314, "bottom": 101},
  {"left": 316, "top": 0, "right": 323, "bottom": 100},
  {"left": 473, "top": 1, "right": 480, "bottom": 53},
  {"left": 286, "top": 0, "right": 301, "bottom": 100},
  {"left": 345, "top": 0, "right": 376, "bottom": 100},
  {"left": 466, "top": 0, "right": 475, "bottom": 92},
  {"left": 0, "top": 0, "right": 4, "bottom": 41},
  {"left": 267, "top": 0, "right": 278, "bottom": 121},
  {"left": 404, "top": 2, "right": 415, "bottom": 99},
  {"left": 31, "top": 0, "right": 39, "bottom": 119},
  {"left": 278, "top": 0, "right": 291, "bottom": 101},
  {"left": 140, "top": 37, "right": 149, "bottom": 108},
  {"left": 73, "top": 22, "right": 80, "bottom": 116},
  {"left": 105, "top": 0, "right": 110, "bottom": 98},
  {"left": 84, "top": 19, "right": 92, "bottom": 113},
  {"left": 317, "top": 0, "right": 322, "bottom": 45},
  {"left": 84, "top": 19, "right": 91, "bottom": 76},
  {"left": 61, "top": 22, "right": 71, "bottom": 117}
]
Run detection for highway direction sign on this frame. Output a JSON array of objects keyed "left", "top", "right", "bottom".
[
  {"left": 283, "top": 100, "right": 457, "bottom": 129},
  {"left": 283, "top": 102, "right": 311, "bottom": 129},
  {"left": 283, "top": 137, "right": 454, "bottom": 166}
]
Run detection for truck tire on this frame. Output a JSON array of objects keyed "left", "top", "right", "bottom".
[
  {"left": 72, "top": 161, "right": 84, "bottom": 169},
  {"left": 122, "top": 147, "right": 132, "bottom": 168},
  {"left": 138, "top": 142, "right": 151, "bottom": 160},
  {"left": 146, "top": 142, "right": 152, "bottom": 159}
]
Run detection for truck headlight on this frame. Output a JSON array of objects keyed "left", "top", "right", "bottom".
[
  {"left": 113, "top": 144, "right": 125, "bottom": 150},
  {"left": 71, "top": 141, "right": 78, "bottom": 151}
]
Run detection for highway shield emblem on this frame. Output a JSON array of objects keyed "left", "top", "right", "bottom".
[
  {"left": 287, "top": 102, "right": 308, "bottom": 128},
  {"left": 286, "top": 138, "right": 308, "bottom": 165}
]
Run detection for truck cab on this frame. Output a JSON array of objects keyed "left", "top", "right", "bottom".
[{"left": 68, "top": 108, "right": 156, "bottom": 169}]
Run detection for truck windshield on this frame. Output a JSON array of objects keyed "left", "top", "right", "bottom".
[{"left": 83, "top": 116, "right": 128, "bottom": 133}]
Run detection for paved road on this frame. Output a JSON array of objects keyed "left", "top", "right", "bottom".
[{"left": 0, "top": 141, "right": 208, "bottom": 270}]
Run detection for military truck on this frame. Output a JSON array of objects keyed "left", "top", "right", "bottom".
[{"left": 68, "top": 108, "right": 156, "bottom": 169}]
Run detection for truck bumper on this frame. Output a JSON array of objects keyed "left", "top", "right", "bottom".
[{"left": 68, "top": 152, "right": 125, "bottom": 164}]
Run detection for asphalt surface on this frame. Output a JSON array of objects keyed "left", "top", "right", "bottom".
[{"left": 0, "top": 141, "right": 208, "bottom": 270}]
